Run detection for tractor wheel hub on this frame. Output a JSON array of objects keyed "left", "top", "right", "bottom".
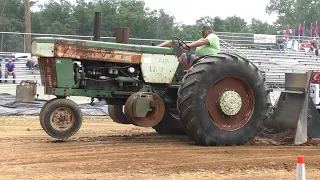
[
  {"left": 50, "top": 107, "right": 75, "bottom": 131},
  {"left": 218, "top": 91, "right": 242, "bottom": 116}
]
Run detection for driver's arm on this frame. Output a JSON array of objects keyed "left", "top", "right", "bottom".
[
  {"left": 158, "top": 40, "right": 172, "bottom": 47},
  {"left": 187, "top": 38, "right": 209, "bottom": 48}
]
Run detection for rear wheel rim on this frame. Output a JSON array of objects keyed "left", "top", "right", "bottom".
[
  {"left": 206, "top": 76, "right": 255, "bottom": 131},
  {"left": 124, "top": 92, "right": 165, "bottom": 127}
]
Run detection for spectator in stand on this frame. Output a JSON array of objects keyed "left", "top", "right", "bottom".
[
  {"left": 26, "top": 56, "right": 39, "bottom": 70},
  {"left": 311, "top": 38, "right": 319, "bottom": 56},
  {"left": 26, "top": 58, "right": 33, "bottom": 70},
  {"left": 5, "top": 59, "right": 16, "bottom": 84},
  {"left": 276, "top": 38, "right": 285, "bottom": 51}
]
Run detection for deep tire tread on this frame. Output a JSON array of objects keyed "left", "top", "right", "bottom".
[
  {"left": 178, "top": 92, "right": 193, "bottom": 107},
  {"left": 177, "top": 52, "right": 269, "bottom": 146}
]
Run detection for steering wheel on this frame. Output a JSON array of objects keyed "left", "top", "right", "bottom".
[{"left": 173, "top": 36, "right": 190, "bottom": 52}]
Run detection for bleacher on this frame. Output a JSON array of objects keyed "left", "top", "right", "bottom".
[
  {"left": 0, "top": 59, "right": 41, "bottom": 88},
  {"left": 228, "top": 49, "right": 320, "bottom": 88}
]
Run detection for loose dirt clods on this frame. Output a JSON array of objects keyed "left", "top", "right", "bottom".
[{"left": 1, "top": 116, "right": 320, "bottom": 179}]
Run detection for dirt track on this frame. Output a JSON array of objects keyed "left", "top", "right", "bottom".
[{"left": 1, "top": 116, "right": 320, "bottom": 180}]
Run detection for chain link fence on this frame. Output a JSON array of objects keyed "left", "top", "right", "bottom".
[{"left": 0, "top": 33, "right": 25, "bottom": 52}]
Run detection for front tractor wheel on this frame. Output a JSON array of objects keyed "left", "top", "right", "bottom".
[
  {"left": 40, "top": 98, "right": 83, "bottom": 139},
  {"left": 177, "top": 53, "right": 269, "bottom": 146}
]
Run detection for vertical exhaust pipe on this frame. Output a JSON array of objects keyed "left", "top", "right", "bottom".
[
  {"left": 93, "top": 12, "right": 102, "bottom": 41},
  {"left": 116, "top": 28, "right": 129, "bottom": 44}
]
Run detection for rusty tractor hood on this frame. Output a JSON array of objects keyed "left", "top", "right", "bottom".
[{"left": 31, "top": 37, "right": 174, "bottom": 64}]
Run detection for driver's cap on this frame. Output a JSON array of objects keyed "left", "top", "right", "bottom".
[{"left": 200, "top": 25, "right": 212, "bottom": 32}]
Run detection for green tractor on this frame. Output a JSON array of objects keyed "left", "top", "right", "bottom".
[{"left": 32, "top": 36, "right": 270, "bottom": 146}]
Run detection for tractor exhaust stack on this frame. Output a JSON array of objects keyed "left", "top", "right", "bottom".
[{"left": 93, "top": 12, "right": 102, "bottom": 41}]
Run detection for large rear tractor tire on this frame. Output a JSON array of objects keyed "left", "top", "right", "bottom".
[
  {"left": 108, "top": 105, "right": 131, "bottom": 124},
  {"left": 177, "top": 53, "right": 269, "bottom": 146},
  {"left": 152, "top": 108, "right": 185, "bottom": 135},
  {"left": 40, "top": 98, "right": 83, "bottom": 139}
]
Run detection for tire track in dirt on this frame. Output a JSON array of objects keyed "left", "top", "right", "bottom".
[
  {"left": 1, "top": 117, "right": 320, "bottom": 179},
  {"left": 2, "top": 137, "right": 320, "bottom": 172}
]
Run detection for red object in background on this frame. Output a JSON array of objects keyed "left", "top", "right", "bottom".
[
  {"left": 315, "top": 21, "right": 319, "bottom": 37},
  {"left": 311, "top": 72, "right": 320, "bottom": 84},
  {"left": 310, "top": 23, "right": 313, "bottom": 37},
  {"left": 292, "top": 29, "right": 295, "bottom": 36},
  {"left": 300, "top": 38, "right": 320, "bottom": 50},
  {"left": 286, "top": 24, "right": 290, "bottom": 39}
]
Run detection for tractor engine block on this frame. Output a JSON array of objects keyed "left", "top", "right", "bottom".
[{"left": 74, "top": 60, "right": 141, "bottom": 91}]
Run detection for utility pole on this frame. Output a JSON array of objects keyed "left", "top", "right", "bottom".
[{"left": 25, "top": 0, "right": 31, "bottom": 53}]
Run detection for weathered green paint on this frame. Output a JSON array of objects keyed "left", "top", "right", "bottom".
[
  {"left": 45, "top": 85, "right": 177, "bottom": 105},
  {"left": 55, "top": 58, "right": 76, "bottom": 88},
  {"left": 140, "top": 45, "right": 174, "bottom": 55},
  {"left": 32, "top": 37, "right": 175, "bottom": 55},
  {"left": 139, "top": 85, "right": 153, "bottom": 93},
  {"left": 45, "top": 87, "right": 113, "bottom": 97},
  {"left": 32, "top": 37, "right": 183, "bottom": 106},
  {"left": 116, "top": 76, "right": 138, "bottom": 83},
  {"left": 171, "top": 65, "right": 185, "bottom": 85},
  {"left": 138, "top": 85, "right": 175, "bottom": 104}
]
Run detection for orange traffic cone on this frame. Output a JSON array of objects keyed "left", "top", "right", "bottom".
[{"left": 296, "top": 155, "right": 306, "bottom": 180}]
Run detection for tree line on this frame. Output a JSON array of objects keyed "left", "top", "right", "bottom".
[{"left": 0, "top": 0, "right": 319, "bottom": 43}]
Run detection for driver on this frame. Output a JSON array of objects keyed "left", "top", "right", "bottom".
[{"left": 158, "top": 25, "right": 220, "bottom": 69}]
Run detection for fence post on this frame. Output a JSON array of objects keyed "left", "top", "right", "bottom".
[
  {"left": 0, "top": 33, "right": 3, "bottom": 52},
  {"left": 23, "top": 34, "right": 26, "bottom": 53},
  {"left": 24, "top": 0, "right": 32, "bottom": 53}
]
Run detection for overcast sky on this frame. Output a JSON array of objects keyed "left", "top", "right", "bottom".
[{"left": 37, "top": 0, "right": 278, "bottom": 24}]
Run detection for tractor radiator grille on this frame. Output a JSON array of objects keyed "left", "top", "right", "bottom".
[{"left": 39, "top": 57, "right": 58, "bottom": 87}]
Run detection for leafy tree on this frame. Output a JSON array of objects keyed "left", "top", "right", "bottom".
[
  {"left": 0, "top": 0, "right": 25, "bottom": 32},
  {"left": 73, "top": 0, "right": 96, "bottom": 36},
  {"left": 153, "top": 9, "right": 176, "bottom": 39},
  {"left": 36, "top": 0, "right": 81, "bottom": 34},
  {"left": 266, "top": 0, "right": 320, "bottom": 32},
  {"left": 195, "top": 16, "right": 215, "bottom": 28},
  {"left": 224, "top": 16, "right": 248, "bottom": 33},
  {"left": 1, "top": 0, "right": 305, "bottom": 52},
  {"left": 249, "top": 18, "right": 272, "bottom": 34},
  {"left": 212, "top": 17, "right": 227, "bottom": 32}
]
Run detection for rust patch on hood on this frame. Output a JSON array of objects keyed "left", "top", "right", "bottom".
[
  {"left": 54, "top": 42, "right": 142, "bottom": 64},
  {"left": 39, "top": 57, "right": 58, "bottom": 87}
]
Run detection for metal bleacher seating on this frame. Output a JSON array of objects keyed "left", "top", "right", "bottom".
[
  {"left": 230, "top": 49, "right": 320, "bottom": 88},
  {"left": 0, "top": 58, "right": 41, "bottom": 88}
]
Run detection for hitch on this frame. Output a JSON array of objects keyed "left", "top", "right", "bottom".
[{"left": 264, "top": 71, "right": 320, "bottom": 144}]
